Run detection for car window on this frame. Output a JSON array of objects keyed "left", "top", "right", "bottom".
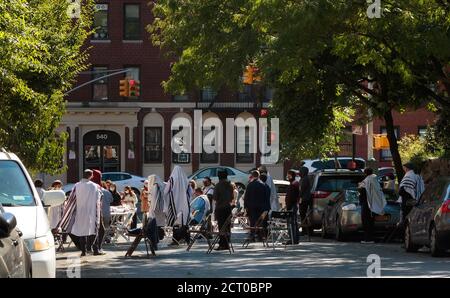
[
  {"left": 0, "top": 161, "right": 35, "bottom": 206},
  {"left": 316, "top": 175, "right": 364, "bottom": 192},
  {"left": 196, "top": 169, "right": 213, "bottom": 179},
  {"left": 121, "top": 174, "right": 132, "bottom": 180},
  {"left": 225, "top": 168, "right": 235, "bottom": 176},
  {"left": 345, "top": 190, "right": 360, "bottom": 204}
]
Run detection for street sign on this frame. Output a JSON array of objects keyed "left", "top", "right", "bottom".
[{"left": 352, "top": 125, "right": 363, "bottom": 135}]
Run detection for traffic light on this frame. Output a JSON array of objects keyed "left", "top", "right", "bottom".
[
  {"left": 243, "top": 65, "right": 254, "bottom": 84},
  {"left": 119, "top": 79, "right": 129, "bottom": 97},
  {"left": 128, "top": 79, "right": 140, "bottom": 97},
  {"left": 373, "top": 134, "right": 390, "bottom": 149}
]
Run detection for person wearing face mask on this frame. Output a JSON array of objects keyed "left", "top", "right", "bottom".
[
  {"left": 122, "top": 186, "right": 138, "bottom": 229},
  {"left": 109, "top": 183, "right": 122, "bottom": 206},
  {"left": 284, "top": 170, "right": 300, "bottom": 245}
]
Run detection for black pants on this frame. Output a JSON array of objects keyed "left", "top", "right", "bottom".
[
  {"left": 96, "top": 219, "right": 106, "bottom": 251},
  {"left": 360, "top": 194, "right": 375, "bottom": 242},
  {"left": 299, "top": 200, "right": 313, "bottom": 235},
  {"left": 215, "top": 205, "right": 232, "bottom": 248},
  {"left": 79, "top": 235, "right": 98, "bottom": 254},
  {"left": 130, "top": 213, "right": 137, "bottom": 229},
  {"left": 287, "top": 204, "right": 299, "bottom": 244}
]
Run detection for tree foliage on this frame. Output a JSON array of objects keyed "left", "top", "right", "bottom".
[
  {"left": 0, "top": 0, "right": 93, "bottom": 174},
  {"left": 150, "top": 0, "right": 450, "bottom": 180}
]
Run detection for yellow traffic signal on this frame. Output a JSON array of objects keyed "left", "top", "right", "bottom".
[
  {"left": 243, "top": 65, "right": 254, "bottom": 84},
  {"left": 128, "top": 79, "right": 140, "bottom": 97},
  {"left": 119, "top": 79, "right": 129, "bottom": 97},
  {"left": 373, "top": 134, "right": 390, "bottom": 149}
]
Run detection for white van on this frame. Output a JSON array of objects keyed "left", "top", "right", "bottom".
[{"left": 0, "top": 149, "right": 65, "bottom": 278}]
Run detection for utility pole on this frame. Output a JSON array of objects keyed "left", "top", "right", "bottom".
[{"left": 367, "top": 81, "right": 374, "bottom": 161}]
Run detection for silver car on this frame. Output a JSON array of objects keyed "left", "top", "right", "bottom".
[
  {"left": 321, "top": 189, "right": 401, "bottom": 241},
  {"left": 189, "top": 166, "right": 249, "bottom": 193},
  {"left": 405, "top": 177, "right": 450, "bottom": 257}
]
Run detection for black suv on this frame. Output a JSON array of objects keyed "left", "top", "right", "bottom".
[{"left": 307, "top": 170, "right": 366, "bottom": 229}]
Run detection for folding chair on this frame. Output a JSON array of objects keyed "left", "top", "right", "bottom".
[
  {"left": 111, "top": 209, "right": 136, "bottom": 245},
  {"left": 267, "top": 210, "right": 294, "bottom": 250},
  {"left": 125, "top": 218, "right": 156, "bottom": 258},
  {"left": 186, "top": 214, "right": 212, "bottom": 252},
  {"left": 242, "top": 211, "right": 269, "bottom": 248},
  {"left": 207, "top": 214, "right": 234, "bottom": 254},
  {"left": 232, "top": 207, "right": 249, "bottom": 229}
]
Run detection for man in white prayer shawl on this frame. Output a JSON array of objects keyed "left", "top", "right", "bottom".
[
  {"left": 358, "top": 168, "right": 386, "bottom": 243},
  {"left": 164, "top": 166, "right": 192, "bottom": 227},
  {"left": 70, "top": 169, "right": 102, "bottom": 256},
  {"left": 258, "top": 165, "right": 279, "bottom": 212},
  {"left": 398, "top": 162, "right": 425, "bottom": 222},
  {"left": 148, "top": 174, "right": 166, "bottom": 227}
]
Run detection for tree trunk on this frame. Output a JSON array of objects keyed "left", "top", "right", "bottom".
[{"left": 383, "top": 110, "right": 405, "bottom": 182}]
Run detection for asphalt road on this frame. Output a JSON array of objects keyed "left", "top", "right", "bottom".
[{"left": 55, "top": 229, "right": 450, "bottom": 278}]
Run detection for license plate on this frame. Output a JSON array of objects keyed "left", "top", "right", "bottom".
[{"left": 374, "top": 214, "right": 390, "bottom": 222}]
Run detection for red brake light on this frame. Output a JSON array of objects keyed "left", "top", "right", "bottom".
[
  {"left": 441, "top": 200, "right": 450, "bottom": 213},
  {"left": 313, "top": 191, "right": 331, "bottom": 199}
]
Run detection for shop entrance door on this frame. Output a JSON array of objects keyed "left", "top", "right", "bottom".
[{"left": 83, "top": 130, "right": 121, "bottom": 172}]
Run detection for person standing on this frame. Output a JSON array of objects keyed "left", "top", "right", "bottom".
[
  {"left": 91, "top": 170, "right": 111, "bottom": 254},
  {"left": 109, "top": 183, "right": 122, "bottom": 206},
  {"left": 259, "top": 173, "right": 272, "bottom": 238},
  {"left": 258, "top": 165, "right": 279, "bottom": 212},
  {"left": 34, "top": 179, "right": 45, "bottom": 204},
  {"left": 298, "top": 167, "right": 312, "bottom": 236},
  {"left": 358, "top": 168, "right": 387, "bottom": 243},
  {"left": 122, "top": 186, "right": 138, "bottom": 229},
  {"left": 243, "top": 170, "right": 268, "bottom": 241},
  {"left": 285, "top": 170, "right": 300, "bottom": 245},
  {"left": 70, "top": 169, "right": 102, "bottom": 257},
  {"left": 398, "top": 162, "right": 425, "bottom": 222},
  {"left": 212, "top": 170, "right": 234, "bottom": 250}
]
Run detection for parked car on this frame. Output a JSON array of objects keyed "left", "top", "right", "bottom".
[
  {"left": 189, "top": 166, "right": 249, "bottom": 194},
  {"left": 0, "top": 149, "right": 64, "bottom": 277},
  {"left": 302, "top": 157, "right": 366, "bottom": 173},
  {"left": 404, "top": 177, "right": 450, "bottom": 257},
  {"left": 308, "top": 169, "right": 366, "bottom": 229},
  {"left": 63, "top": 172, "right": 146, "bottom": 197},
  {"left": 0, "top": 208, "right": 32, "bottom": 278},
  {"left": 273, "top": 179, "right": 290, "bottom": 209},
  {"left": 322, "top": 188, "right": 400, "bottom": 241}
]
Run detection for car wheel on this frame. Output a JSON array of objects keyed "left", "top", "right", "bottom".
[
  {"left": 430, "top": 225, "right": 445, "bottom": 257},
  {"left": 404, "top": 222, "right": 420, "bottom": 253},
  {"left": 335, "top": 218, "right": 346, "bottom": 242},
  {"left": 321, "top": 216, "right": 330, "bottom": 239}
]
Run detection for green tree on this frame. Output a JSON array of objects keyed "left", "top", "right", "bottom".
[
  {"left": 0, "top": 0, "right": 93, "bottom": 174},
  {"left": 149, "top": 0, "right": 450, "bottom": 180}
]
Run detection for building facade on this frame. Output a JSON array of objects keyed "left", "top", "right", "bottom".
[{"left": 57, "top": 0, "right": 282, "bottom": 184}]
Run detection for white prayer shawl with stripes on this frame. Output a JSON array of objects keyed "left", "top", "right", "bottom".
[
  {"left": 359, "top": 174, "right": 386, "bottom": 215},
  {"left": 164, "top": 166, "right": 191, "bottom": 226},
  {"left": 70, "top": 179, "right": 102, "bottom": 237},
  {"left": 57, "top": 188, "right": 77, "bottom": 233},
  {"left": 399, "top": 170, "right": 425, "bottom": 203},
  {"left": 148, "top": 174, "right": 166, "bottom": 226}
]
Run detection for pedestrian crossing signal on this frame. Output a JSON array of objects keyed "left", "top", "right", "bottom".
[
  {"left": 373, "top": 134, "right": 390, "bottom": 149},
  {"left": 119, "top": 79, "right": 129, "bottom": 97}
]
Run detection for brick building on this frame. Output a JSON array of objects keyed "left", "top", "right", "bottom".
[{"left": 56, "top": 0, "right": 280, "bottom": 184}]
